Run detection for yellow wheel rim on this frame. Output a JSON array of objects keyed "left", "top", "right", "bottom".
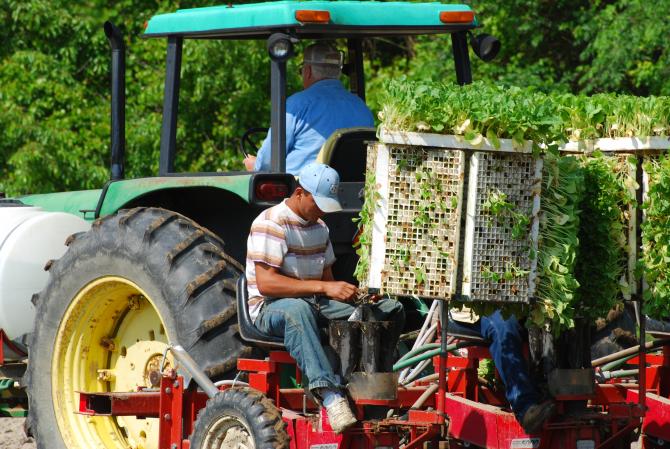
[{"left": 52, "top": 276, "right": 172, "bottom": 449}]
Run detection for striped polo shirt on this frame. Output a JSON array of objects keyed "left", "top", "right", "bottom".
[{"left": 246, "top": 200, "right": 336, "bottom": 321}]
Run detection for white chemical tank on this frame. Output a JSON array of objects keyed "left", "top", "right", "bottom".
[{"left": 0, "top": 205, "right": 91, "bottom": 342}]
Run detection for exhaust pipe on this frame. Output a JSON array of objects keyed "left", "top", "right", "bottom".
[{"left": 104, "top": 21, "right": 125, "bottom": 181}]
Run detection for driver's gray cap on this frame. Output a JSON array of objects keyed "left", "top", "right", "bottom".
[{"left": 303, "top": 43, "right": 343, "bottom": 67}]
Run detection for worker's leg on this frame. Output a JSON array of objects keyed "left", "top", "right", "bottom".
[
  {"left": 479, "top": 311, "right": 540, "bottom": 420},
  {"left": 316, "top": 297, "right": 404, "bottom": 327},
  {"left": 256, "top": 297, "right": 357, "bottom": 433},
  {"left": 314, "top": 297, "right": 356, "bottom": 320},
  {"left": 255, "top": 297, "right": 341, "bottom": 391}
]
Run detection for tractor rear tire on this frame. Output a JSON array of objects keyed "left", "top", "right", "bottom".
[
  {"left": 26, "top": 207, "right": 250, "bottom": 449},
  {"left": 189, "top": 388, "right": 289, "bottom": 449}
]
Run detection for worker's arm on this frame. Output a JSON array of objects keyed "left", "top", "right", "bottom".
[{"left": 255, "top": 262, "right": 356, "bottom": 301}]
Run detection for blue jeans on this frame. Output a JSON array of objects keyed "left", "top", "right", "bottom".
[
  {"left": 255, "top": 296, "right": 405, "bottom": 392},
  {"left": 476, "top": 311, "right": 540, "bottom": 419}
]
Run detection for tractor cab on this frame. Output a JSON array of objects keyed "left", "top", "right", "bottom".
[
  {"left": 142, "top": 1, "right": 487, "bottom": 176},
  {"left": 140, "top": 1, "right": 497, "bottom": 281}
]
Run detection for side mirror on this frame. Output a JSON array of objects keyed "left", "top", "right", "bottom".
[{"left": 470, "top": 33, "right": 500, "bottom": 62}]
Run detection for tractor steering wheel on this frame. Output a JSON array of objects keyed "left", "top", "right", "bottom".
[{"left": 239, "top": 127, "right": 268, "bottom": 157}]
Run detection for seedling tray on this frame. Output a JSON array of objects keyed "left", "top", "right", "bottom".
[{"left": 364, "top": 131, "right": 542, "bottom": 303}]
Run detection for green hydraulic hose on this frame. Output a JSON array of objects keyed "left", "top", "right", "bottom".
[
  {"left": 599, "top": 338, "right": 670, "bottom": 372},
  {"left": 393, "top": 341, "right": 480, "bottom": 372},
  {"left": 601, "top": 353, "right": 638, "bottom": 372},
  {"left": 592, "top": 338, "right": 670, "bottom": 368},
  {"left": 397, "top": 343, "right": 441, "bottom": 363},
  {"left": 394, "top": 348, "right": 442, "bottom": 372},
  {"left": 601, "top": 369, "right": 638, "bottom": 380}
]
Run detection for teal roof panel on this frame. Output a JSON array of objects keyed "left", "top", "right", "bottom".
[{"left": 144, "top": 1, "right": 477, "bottom": 38}]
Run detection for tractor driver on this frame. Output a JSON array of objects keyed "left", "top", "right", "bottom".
[
  {"left": 245, "top": 162, "right": 405, "bottom": 433},
  {"left": 243, "top": 43, "right": 374, "bottom": 174}
]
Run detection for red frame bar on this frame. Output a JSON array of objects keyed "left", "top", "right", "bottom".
[
  {"left": 238, "top": 358, "right": 276, "bottom": 372},
  {"left": 74, "top": 342, "right": 664, "bottom": 449},
  {"left": 628, "top": 389, "right": 670, "bottom": 443},
  {"left": 0, "top": 329, "right": 27, "bottom": 365},
  {"left": 591, "top": 383, "right": 637, "bottom": 406},
  {"left": 78, "top": 391, "right": 161, "bottom": 417},
  {"left": 78, "top": 375, "right": 210, "bottom": 449},
  {"left": 158, "top": 375, "right": 183, "bottom": 449}
]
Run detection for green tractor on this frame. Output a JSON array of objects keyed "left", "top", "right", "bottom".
[{"left": 0, "top": 2, "right": 498, "bottom": 448}]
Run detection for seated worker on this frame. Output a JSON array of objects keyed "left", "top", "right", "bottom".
[
  {"left": 244, "top": 43, "right": 374, "bottom": 174},
  {"left": 451, "top": 308, "right": 556, "bottom": 434},
  {"left": 246, "top": 162, "right": 404, "bottom": 433}
]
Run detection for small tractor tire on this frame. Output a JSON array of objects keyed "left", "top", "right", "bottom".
[
  {"left": 26, "top": 207, "right": 250, "bottom": 449},
  {"left": 189, "top": 387, "right": 289, "bottom": 449}
]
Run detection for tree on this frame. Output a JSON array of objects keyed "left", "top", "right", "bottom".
[
  {"left": 364, "top": 0, "right": 670, "bottom": 97},
  {"left": 0, "top": 0, "right": 667, "bottom": 196},
  {"left": 0, "top": 0, "right": 299, "bottom": 196},
  {"left": 575, "top": 0, "right": 670, "bottom": 95}
]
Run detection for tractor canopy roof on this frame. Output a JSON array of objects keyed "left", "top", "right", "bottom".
[{"left": 143, "top": 1, "right": 478, "bottom": 39}]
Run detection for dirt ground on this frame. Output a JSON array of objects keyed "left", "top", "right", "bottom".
[{"left": 0, "top": 419, "right": 35, "bottom": 449}]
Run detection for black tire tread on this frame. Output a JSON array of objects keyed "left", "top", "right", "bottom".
[
  {"left": 167, "top": 230, "right": 206, "bottom": 265},
  {"left": 143, "top": 212, "right": 180, "bottom": 241},
  {"left": 190, "top": 387, "right": 289, "bottom": 449},
  {"left": 27, "top": 207, "right": 250, "bottom": 449},
  {"left": 64, "top": 231, "right": 86, "bottom": 246},
  {"left": 117, "top": 206, "right": 146, "bottom": 226},
  {"left": 186, "top": 260, "right": 228, "bottom": 301}
]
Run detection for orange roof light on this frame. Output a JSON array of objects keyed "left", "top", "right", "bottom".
[
  {"left": 295, "top": 10, "right": 331, "bottom": 24},
  {"left": 439, "top": 11, "right": 475, "bottom": 24}
]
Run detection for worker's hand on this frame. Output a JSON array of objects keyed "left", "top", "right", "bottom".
[
  {"left": 243, "top": 155, "right": 257, "bottom": 171},
  {"left": 322, "top": 281, "right": 358, "bottom": 302},
  {"left": 369, "top": 293, "right": 382, "bottom": 303}
]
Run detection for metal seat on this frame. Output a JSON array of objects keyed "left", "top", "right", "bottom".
[
  {"left": 236, "top": 275, "right": 285, "bottom": 349},
  {"left": 236, "top": 272, "right": 488, "bottom": 348},
  {"left": 316, "top": 127, "right": 377, "bottom": 182}
]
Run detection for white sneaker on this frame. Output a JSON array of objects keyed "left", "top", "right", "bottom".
[{"left": 325, "top": 397, "right": 357, "bottom": 433}]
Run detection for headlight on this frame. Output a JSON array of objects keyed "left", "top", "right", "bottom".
[{"left": 267, "top": 33, "right": 294, "bottom": 61}]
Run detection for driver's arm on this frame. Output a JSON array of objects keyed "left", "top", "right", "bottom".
[
  {"left": 251, "top": 134, "right": 271, "bottom": 171},
  {"left": 243, "top": 155, "right": 257, "bottom": 171}
]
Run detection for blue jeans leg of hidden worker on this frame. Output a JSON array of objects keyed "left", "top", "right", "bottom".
[
  {"left": 255, "top": 296, "right": 405, "bottom": 392},
  {"left": 478, "top": 311, "right": 541, "bottom": 421}
]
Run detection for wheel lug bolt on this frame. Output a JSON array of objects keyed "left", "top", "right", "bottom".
[{"left": 97, "top": 369, "right": 116, "bottom": 382}]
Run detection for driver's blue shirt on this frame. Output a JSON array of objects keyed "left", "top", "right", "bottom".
[{"left": 254, "top": 79, "right": 374, "bottom": 175}]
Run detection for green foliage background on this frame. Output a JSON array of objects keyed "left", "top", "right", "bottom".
[{"left": 0, "top": 0, "right": 668, "bottom": 196}]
